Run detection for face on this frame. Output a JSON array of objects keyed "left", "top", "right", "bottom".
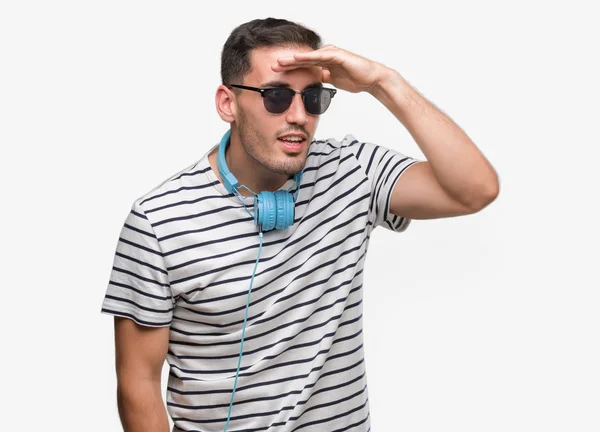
[{"left": 233, "top": 45, "right": 323, "bottom": 176}]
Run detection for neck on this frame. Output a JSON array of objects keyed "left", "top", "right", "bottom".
[{"left": 226, "top": 131, "right": 290, "bottom": 196}]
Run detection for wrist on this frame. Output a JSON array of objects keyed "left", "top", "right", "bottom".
[
  {"left": 368, "top": 66, "right": 404, "bottom": 97},
  {"left": 368, "top": 66, "right": 413, "bottom": 119}
]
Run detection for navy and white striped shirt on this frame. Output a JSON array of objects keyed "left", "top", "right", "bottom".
[{"left": 101, "top": 134, "right": 419, "bottom": 431}]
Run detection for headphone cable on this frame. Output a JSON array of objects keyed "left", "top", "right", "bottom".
[{"left": 224, "top": 230, "right": 264, "bottom": 431}]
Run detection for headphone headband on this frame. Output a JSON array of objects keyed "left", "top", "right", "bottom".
[{"left": 217, "top": 129, "right": 239, "bottom": 194}]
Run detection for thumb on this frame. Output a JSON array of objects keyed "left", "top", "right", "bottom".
[{"left": 321, "top": 68, "right": 332, "bottom": 84}]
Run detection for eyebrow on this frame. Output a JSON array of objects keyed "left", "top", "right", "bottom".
[{"left": 259, "top": 80, "right": 323, "bottom": 90}]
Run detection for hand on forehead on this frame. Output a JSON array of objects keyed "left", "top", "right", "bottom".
[{"left": 248, "top": 47, "right": 322, "bottom": 86}]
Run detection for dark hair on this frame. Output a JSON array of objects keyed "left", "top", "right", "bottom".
[{"left": 221, "top": 18, "right": 322, "bottom": 86}]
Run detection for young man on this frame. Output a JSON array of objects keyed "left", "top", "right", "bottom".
[{"left": 102, "top": 17, "right": 499, "bottom": 432}]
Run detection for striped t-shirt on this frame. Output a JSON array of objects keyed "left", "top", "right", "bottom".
[{"left": 101, "top": 134, "right": 419, "bottom": 432}]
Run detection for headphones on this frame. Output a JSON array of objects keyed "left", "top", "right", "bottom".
[
  {"left": 217, "top": 129, "right": 304, "bottom": 431},
  {"left": 217, "top": 129, "right": 303, "bottom": 232}
]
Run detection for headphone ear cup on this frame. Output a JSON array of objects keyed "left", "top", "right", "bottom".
[
  {"left": 274, "top": 190, "right": 294, "bottom": 230},
  {"left": 254, "top": 190, "right": 295, "bottom": 231},
  {"left": 256, "top": 192, "right": 277, "bottom": 231}
]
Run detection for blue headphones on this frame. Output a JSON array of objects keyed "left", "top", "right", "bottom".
[
  {"left": 218, "top": 129, "right": 304, "bottom": 431},
  {"left": 217, "top": 129, "right": 303, "bottom": 232}
]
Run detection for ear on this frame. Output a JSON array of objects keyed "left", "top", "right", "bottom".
[{"left": 215, "top": 85, "right": 237, "bottom": 123}]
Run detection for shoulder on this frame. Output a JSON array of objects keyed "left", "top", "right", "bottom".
[
  {"left": 305, "top": 134, "right": 379, "bottom": 178},
  {"left": 131, "top": 155, "right": 209, "bottom": 215},
  {"left": 309, "top": 134, "right": 361, "bottom": 152},
  {"left": 306, "top": 134, "right": 365, "bottom": 164}
]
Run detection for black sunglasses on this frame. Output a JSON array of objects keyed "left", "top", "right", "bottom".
[{"left": 228, "top": 84, "right": 337, "bottom": 115}]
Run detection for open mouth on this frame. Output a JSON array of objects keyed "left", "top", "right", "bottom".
[{"left": 278, "top": 137, "right": 306, "bottom": 153}]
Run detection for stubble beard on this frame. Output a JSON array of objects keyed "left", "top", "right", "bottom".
[{"left": 237, "top": 108, "right": 307, "bottom": 177}]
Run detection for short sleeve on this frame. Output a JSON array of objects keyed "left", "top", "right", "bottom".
[
  {"left": 350, "top": 137, "right": 421, "bottom": 232},
  {"left": 101, "top": 200, "right": 174, "bottom": 327}
]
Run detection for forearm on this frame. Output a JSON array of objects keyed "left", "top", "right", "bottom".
[
  {"left": 368, "top": 67, "right": 499, "bottom": 208},
  {"left": 117, "top": 379, "right": 170, "bottom": 432}
]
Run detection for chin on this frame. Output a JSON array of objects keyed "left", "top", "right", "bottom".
[{"left": 270, "top": 156, "right": 306, "bottom": 176}]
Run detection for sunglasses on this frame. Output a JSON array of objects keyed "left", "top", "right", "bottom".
[{"left": 228, "top": 84, "right": 337, "bottom": 115}]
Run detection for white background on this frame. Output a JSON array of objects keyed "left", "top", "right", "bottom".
[{"left": 1, "top": 0, "right": 599, "bottom": 430}]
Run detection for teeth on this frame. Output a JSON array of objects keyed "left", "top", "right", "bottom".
[{"left": 281, "top": 137, "right": 303, "bottom": 142}]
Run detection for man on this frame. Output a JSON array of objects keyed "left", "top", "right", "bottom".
[{"left": 101, "top": 17, "right": 499, "bottom": 432}]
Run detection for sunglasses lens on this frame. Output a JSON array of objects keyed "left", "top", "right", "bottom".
[
  {"left": 262, "top": 87, "right": 334, "bottom": 115},
  {"left": 304, "top": 88, "right": 332, "bottom": 115},
  {"left": 263, "top": 88, "right": 294, "bottom": 114}
]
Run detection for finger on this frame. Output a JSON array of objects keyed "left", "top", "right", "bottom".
[
  {"left": 275, "top": 57, "right": 340, "bottom": 68},
  {"left": 276, "top": 61, "right": 335, "bottom": 68},
  {"left": 274, "top": 65, "right": 340, "bottom": 75},
  {"left": 272, "top": 60, "right": 328, "bottom": 69},
  {"left": 272, "top": 64, "right": 333, "bottom": 74},
  {"left": 291, "top": 51, "right": 339, "bottom": 63},
  {"left": 312, "top": 44, "right": 338, "bottom": 52},
  {"left": 285, "top": 45, "right": 335, "bottom": 59},
  {"left": 271, "top": 61, "right": 326, "bottom": 72},
  {"left": 271, "top": 60, "right": 337, "bottom": 73},
  {"left": 275, "top": 50, "right": 340, "bottom": 66},
  {"left": 321, "top": 68, "right": 332, "bottom": 83}
]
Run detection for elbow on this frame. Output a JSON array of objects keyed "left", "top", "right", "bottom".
[
  {"left": 465, "top": 177, "right": 500, "bottom": 213},
  {"left": 116, "top": 376, "right": 162, "bottom": 406}
]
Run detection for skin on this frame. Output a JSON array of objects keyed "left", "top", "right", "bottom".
[
  {"left": 209, "top": 45, "right": 323, "bottom": 195},
  {"left": 114, "top": 317, "right": 170, "bottom": 432}
]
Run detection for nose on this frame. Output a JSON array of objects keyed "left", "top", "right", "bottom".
[{"left": 285, "top": 93, "right": 308, "bottom": 125}]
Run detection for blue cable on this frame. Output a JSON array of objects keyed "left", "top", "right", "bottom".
[{"left": 224, "top": 230, "right": 264, "bottom": 432}]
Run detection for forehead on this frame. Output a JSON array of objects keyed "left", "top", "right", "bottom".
[{"left": 245, "top": 45, "right": 321, "bottom": 86}]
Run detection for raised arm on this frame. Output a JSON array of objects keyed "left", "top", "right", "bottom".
[
  {"left": 114, "top": 317, "right": 171, "bottom": 432},
  {"left": 273, "top": 46, "right": 499, "bottom": 219}
]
